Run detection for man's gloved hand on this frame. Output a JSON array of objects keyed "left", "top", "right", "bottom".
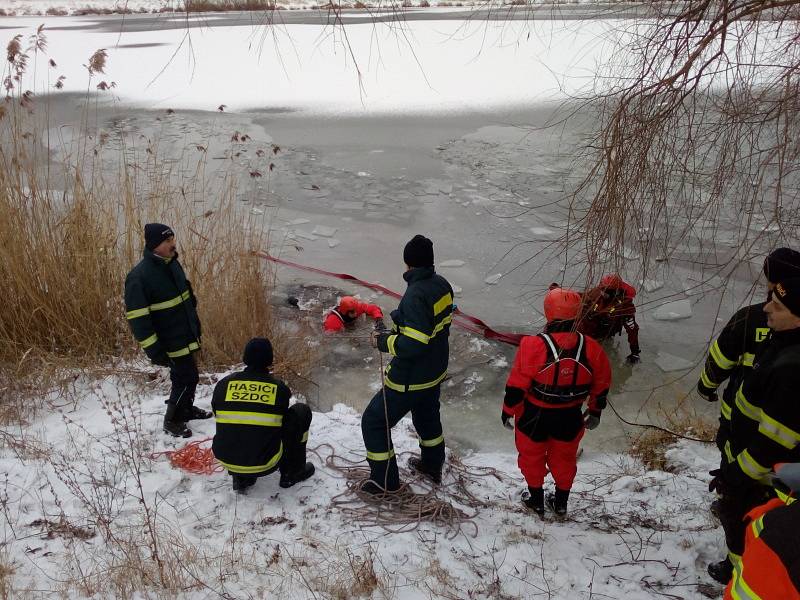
[
  {"left": 696, "top": 381, "right": 718, "bottom": 403},
  {"left": 583, "top": 410, "right": 601, "bottom": 430},
  {"left": 626, "top": 350, "right": 641, "bottom": 364},
  {"left": 501, "top": 412, "right": 514, "bottom": 430},
  {"left": 151, "top": 353, "right": 171, "bottom": 368},
  {"left": 708, "top": 468, "right": 727, "bottom": 495},
  {"left": 370, "top": 329, "right": 380, "bottom": 349},
  {"left": 374, "top": 317, "right": 388, "bottom": 332}
]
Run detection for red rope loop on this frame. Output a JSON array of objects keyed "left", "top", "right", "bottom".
[{"left": 150, "top": 436, "right": 225, "bottom": 474}]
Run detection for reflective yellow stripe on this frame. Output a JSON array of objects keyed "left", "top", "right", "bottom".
[
  {"left": 166, "top": 341, "right": 200, "bottom": 358},
  {"left": 741, "top": 352, "right": 755, "bottom": 367},
  {"left": 383, "top": 376, "right": 405, "bottom": 392},
  {"left": 301, "top": 431, "right": 309, "bottom": 443},
  {"left": 730, "top": 554, "right": 762, "bottom": 600},
  {"left": 433, "top": 293, "right": 453, "bottom": 316},
  {"left": 724, "top": 440, "right": 735, "bottom": 463},
  {"left": 408, "top": 370, "right": 448, "bottom": 391},
  {"left": 751, "top": 515, "right": 765, "bottom": 538},
  {"left": 735, "top": 386, "right": 761, "bottom": 421},
  {"left": 366, "top": 448, "right": 396, "bottom": 462},
  {"left": 710, "top": 340, "right": 736, "bottom": 370},
  {"left": 139, "top": 333, "right": 158, "bottom": 349},
  {"left": 150, "top": 290, "right": 191, "bottom": 311},
  {"left": 700, "top": 369, "right": 718, "bottom": 390},
  {"left": 387, "top": 334, "right": 398, "bottom": 356},
  {"left": 217, "top": 445, "right": 283, "bottom": 474},
  {"left": 215, "top": 410, "right": 283, "bottom": 427},
  {"left": 399, "top": 326, "right": 431, "bottom": 344},
  {"left": 737, "top": 450, "right": 770, "bottom": 481},
  {"left": 431, "top": 314, "right": 452, "bottom": 337},
  {"left": 721, "top": 398, "right": 733, "bottom": 420},
  {"left": 758, "top": 411, "right": 800, "bottom": 449},
  {"left": 126, "top": 307, "right": 150, "bottom": 319},
  {"left": 419, "top": 434, "right": 444, "bottom": 448}
]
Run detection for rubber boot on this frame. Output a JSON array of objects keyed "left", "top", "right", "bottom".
[
  {"left": 546, "top": 488, "right": 570, "bottom": 516},
  {"left": 707, "top": 558, "right": 733, "bottom": 584},
  {"left": 163, "top": 403, "right": 192, "bottom": 438},
  {"left": 180, "top": 405, "right": 213, "bottom": 421},
  {"left": 408, "top": 456, "right": 442, "bottom": 484},
  {"left": 522, "top": 487, "right": 544, "bottom": 516},
  {"left": 279, "top": 462, "right": 315, "bottom": 489},
  {"left": 231, "top": 474, "right": 257, "bottom": 494}
]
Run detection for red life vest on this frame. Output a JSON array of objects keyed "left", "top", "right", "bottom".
[{"left": 528, "top": 333, "right": 594, "bottom": 409}]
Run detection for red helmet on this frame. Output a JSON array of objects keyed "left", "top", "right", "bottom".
[
  {"left": 543, "top": 288, "right": 582, "bottom": 322},
  {"left": 600, "top": 273, "right": 636, "bottom": 299},
  {"left": 339, "top": 296, "right": 358, "bottom": 313}
]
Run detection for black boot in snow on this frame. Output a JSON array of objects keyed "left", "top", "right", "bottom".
[
  {"left": 279, "top": 462, "right": 315, "bottom": 489},
  {"left": 163, "top": 404, "right": 192, "bottom": 438},
  {"left": 180, "top": 405, "right": 213, "bottom": 421},
  {"left": 707, "top": 558, "right": 733, "bottom": 584},
  {"left": 408, "top": 456, "right": 442, "bottom": 484},
  {"left": 546, "top": 488, "right": 570, "bottom": 517},
  {"left": 522, "top": 487, "right": 544, "bottom": 517},
  {"left": 231, "top": 474, "right": 257, "bottom": 494}
]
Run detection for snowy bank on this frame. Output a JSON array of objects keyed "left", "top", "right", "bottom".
[{"left": 0, "top": 368, "right": 724, "bottom": 598}]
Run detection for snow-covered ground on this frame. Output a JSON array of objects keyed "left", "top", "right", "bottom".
[{"left": 1, "top": 367, "right": 724, "bottom": 599}]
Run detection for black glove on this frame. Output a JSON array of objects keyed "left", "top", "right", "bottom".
[
  {"left": 696, "top": 381, "right": 718, "bottom": 402},
  {"left": 583, "top": 410, "right": 601, "bottom": 430},
  {"left": 501, "top": 412, "right": 514, "bottom": 430},
  {"left": 626, "top": 350, "right": 641, "bottom": 364},
  {"left": 151, "top": 353, "right": 171, "bottom": 368},
  {"left": 708, "top": 468, "right": 727, "bottom": 495},
  {"left": 374, "top": 317, "right": 388, "bottom": 332}
]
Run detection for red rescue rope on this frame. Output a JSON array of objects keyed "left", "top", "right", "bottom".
[
  {"left": 150, "top": 437, "right": 224, "bottom": 474},
  {"left": 254, "top": 250, "right": 523, "bottom": 346}
]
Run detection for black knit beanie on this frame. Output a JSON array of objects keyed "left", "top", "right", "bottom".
[
  {"left": 144, "top": 223, "right": 175, "bottom": 251},
  {"left": 403, "top": 234, "right": 434, "bottom": 268},
  {"left": 773, "top": 278, "right": 800, "bottom": 317},
  {"left": 243, "top": 337, "right": 273, "bottom": 368},
  {"left": 763, "top": 247, "right": 800, "bottom": 283}
]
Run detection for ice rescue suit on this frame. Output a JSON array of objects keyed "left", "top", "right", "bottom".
[
  {"left": 363, "top": 266, "right": 454, "bottom": 489},
  {"left": 211, "top": 368, "right": 311, "bottom": 484},
  {"left": 718, "top": 327, "right": 800, "bottom": 564},
  {"left": 579, "top": 277, "right": 640, "bottom": 356},
  {"left": 503, "top": 331, "right": 611, "bottom": 490},
  {"left": 323, "top": 301, "right": 383, "bottom": 333},
  {"left": 724, "top": 496, "right": 800, "bottom": 600},
  {"left": 697, "top": 302, "right": 769, "bottom": 460}
]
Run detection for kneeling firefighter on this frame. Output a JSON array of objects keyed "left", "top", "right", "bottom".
[
  {"left": 502, "top": 287, "right": 612, "bottom": 516},
  {"left": 211, "top": 338, "right": 315, "bottom": 493}
]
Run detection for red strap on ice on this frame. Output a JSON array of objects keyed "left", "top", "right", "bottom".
[{"left": 254, "top": 251, "right": 523, "bottom": 346}]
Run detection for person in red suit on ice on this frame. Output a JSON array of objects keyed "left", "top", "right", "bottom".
[
  {"left": 502, "top": 286, "right": 612, "bottom": 517},
  {"left": 323, "top": 296, "right": 386, "bottom": 333},
  {"left": 579, "top": 273, "right": 641, "bottom": 364}
]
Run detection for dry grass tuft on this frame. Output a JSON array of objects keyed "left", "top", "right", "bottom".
[
  {"left": 629, "top": 408, "right": 716, "bottom": 471},
  {"left": 184, "top": 0, "right": 278, "bottom": 11}
]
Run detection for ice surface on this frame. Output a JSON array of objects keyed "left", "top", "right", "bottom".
[
  {"left": 294, "top": 230, "right": 318, "bottom": 241},
  {"left": 288, "top": 218, "right": 310, "bottom": 226},
  {"left": 653, "top": 299, "right": 693, "bottom": 321},
  {"left": 642, "top": 279, "right": 664, "bottom": 293},
  {"left": 332, "top": 201, "right": 365, "bottom": 210},
  {"left": 654, "top": 351, "right": 695, "bottom": 373},
  {"left": 312, "top": 225, "right": 338, "bottom": 238},
  {"left": 439, "top": 260, "right": 466, "bottom": 268},
  {"left": 530, "top": 227, "right": 555, "bottom": 236}
]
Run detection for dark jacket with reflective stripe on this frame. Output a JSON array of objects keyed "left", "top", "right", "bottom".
[
  {"left": 698, "top": 303, "right": 769, "bottom": 447},
  {"left": 211, "top": 368, "right": 291, "bottom": 474},
  {"left": 124, "top": 249, "right": 201, "bottom": 361},
  {"left": 376, "top": 266, "right": 453, "bottom": 392},
  {"left": 725, "top": 328, "right": 800, "bottom": 488}
]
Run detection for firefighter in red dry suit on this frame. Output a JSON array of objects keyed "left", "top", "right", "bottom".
[
  {"left": 502, "top": 287, "right": 612, "bottom": 516},
  {"left": 724, "top": 462, "right": 800, "bottom": 600},
  {"left": 579, "top": 274, "right": 641, "bottom": 364},
  {"left": 323, "top": 296, "right": 386, "bottom": 333}
]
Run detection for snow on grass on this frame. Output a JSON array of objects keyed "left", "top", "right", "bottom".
[{"left": 0, "top": 367, "right": 724, "bottom": 598}]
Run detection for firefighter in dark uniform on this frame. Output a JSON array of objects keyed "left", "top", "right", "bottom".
[
  {"left": 502, "top": 286, "right": 612, "bottom": 517},
  {"left": 724, "top": 463, "right": 800, "bottom": 600},
  {"left": 211, "top": 338, "right": 314, "bottom": 493},
  {"left": 124, "top": 223, "right": 211, "bottom": 438},
  {"left": 707, "top": 277, "right": 800, "bottom": 584},
  {"left": 699, "top": 247, "right": 800, "bottom": 583},
  {"left": 362, "top": 235, "right": 454, "bottom": 493}
]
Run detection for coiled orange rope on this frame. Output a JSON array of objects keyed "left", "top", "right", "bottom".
[{"left": 150, "top": 437, "right": 225, "bottom": 474}]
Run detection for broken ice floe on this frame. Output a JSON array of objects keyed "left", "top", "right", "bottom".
[
  {"left": 654, "top": 351, "right": 695, "bottom": 373},
  {"left": 288, "top": 218, "right": 310, "bottom": 226},
  {"left": 484, "top": 273, "right": 503, "bottom": 285},
  {"left": 312, "top": 225, "right": 337, "bottom": 238},
  {"left": 641, "top": 279, "right": 664, "bottom": 293},
  {"left": 439, "top": 260, "right": 466, "bottom": 268},
  {"left": 328, "top": 239, "right": 341, "bottom": 248},
  {"left": 652, "top": 299, "right": 693, "bottom": 321},
  {"left": 530, "top": 227, "right": 555, "bottom": 237}
]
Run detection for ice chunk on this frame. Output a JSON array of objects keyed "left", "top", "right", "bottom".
[
  {"left": 530, "top": 227, "right": 554, "bottom": 237},
  {"left": 294, "top": 230, "right": 318, "bottom": 241},
  {"left": 655, "top": 351, "right": 695, "bottom": 373},
  {"left": 653, "top": 299, "right": 693, "bottom": 320},
  {"left": 312, "top": 225, "right": 337, "bottom": 238},
  {"left": 357, "top": 171, "right": 371, "bottom": 177},
  {"left": 451, "top": 284, "right": 463, "bottom": 296},
  {"left": 642, "top": 279, "right": 664, "bottom": 293},
  {"left": 288, "top": 218, "right": 310, "bottom": 226},
  {"left": 439, "top": 260, "right": 465, "bottom": 268},
  {"left": 328, "top": 239, "right": 341, "bottom": 248},
  {"left": 485, "top": 273, "right": 503, "bottom": 285}
]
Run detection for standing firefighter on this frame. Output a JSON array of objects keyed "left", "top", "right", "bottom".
[
  {"left": 323, "top": 296, "right": 386, "bottom": 333},
  {"left": 708, "top": 278, "right": 800, "bottom": 584},
  {"left": 124, "top": 224, "right": 210, "bottom": 438},
  {"left": 362, "top": 235, "right": 454, "bottom": 493},
  {"left": 211, "top": 338, "right": 314, "bottom": 494},
  {"left": 701, "top": 247, "right": 800, "bottom": 584},
  {"left": 503, "top": 287, "right": 612, "bottom": 517},
  {"left": 579, "top": 274, "right": 641, "bottom": 364}
]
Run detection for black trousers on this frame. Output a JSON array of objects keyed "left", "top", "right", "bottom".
[
  {"left": 231, "top": 403, "right": 312, "bottom": 488},
  {"left": 361, "top": 384, "right": 445, "bottom": 490},
  {"left": 168, "top": 354, "right": 199, "bottom": 409},
  {"left": 718, "top": 483, "right": 774, "bottom": 558}
]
